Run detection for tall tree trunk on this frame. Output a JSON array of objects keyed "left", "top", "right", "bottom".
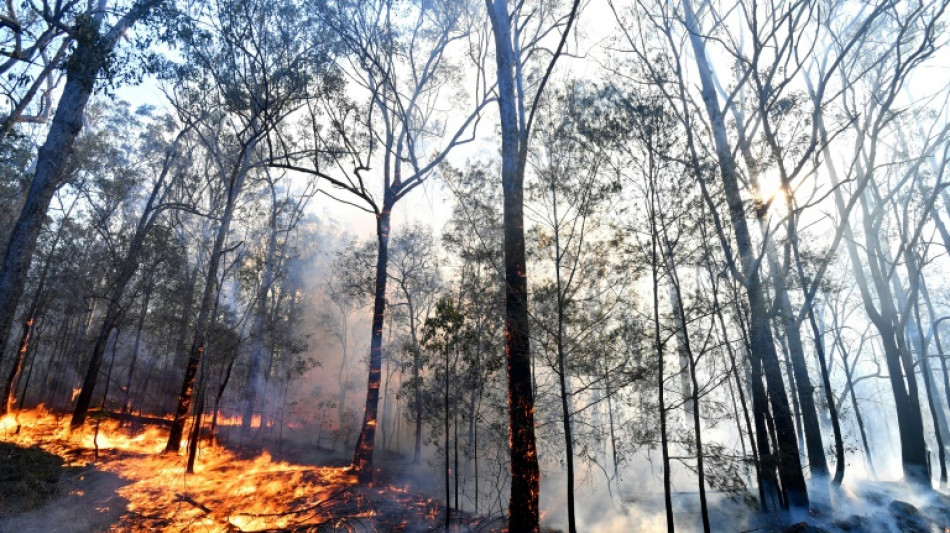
[
  {"left": 444, "top": 337, "right": 451, "bottom": 532},
  {"left": 486, "top": 1, "right": 541, "bottom": 526},
  {"left": 743, "top": 161, "right": 828, "bottom": 479},
  {"left": 905, "top": 243, "right": 948, "bottom": 486},
  {"left": 0, "top": 46, "right": 100, "bottom": 369},
  {"left": 71, "top": 269, "right": 134, "bottom": 427},
  {"left": 650, "top": 187, "right": 674, "bottom": 533},
  {"left": 662, "top": 223, "right": 709, "bottom": 532},
  {"left": 352, "top": 204, "right": 391, "bottom": 482},
  {"left": 121, "top": 286, "right": 152, "bottom": 420},
  {"left": 816, "top": 108, "right": 930, "bottom": 487},
  {"left": 682, "top": 0, "right": 808, "bottom": 508},
  {"left": 17, "top": 324, "right": 41, "bottom": 409},
  {"left": 922, "top": 276, "right": 950, "bottom": 480},
  {"left": 2, "top": 194, "right": 77, "bottom": 414},
  {"left": 242, "top": 200, "right": 278, "bottom": 438},
  {"left": 0, "top": 0, "right": 161, "bottom": 371},
  {"left": 836, "top": 335, "right": 877, "bottom": 478},
  {"left": 804, "top": 303, "right": 846, "bottom": 486},
  {"left": 551, "top": 172, "right": 577, "bottom": 533},
  {"left": 2, "top": 317, "right": 33, "bottom": 414},
  {"left": 705, "top": 246, "right": 764, "bottom": 506},
  {"left": 165, "top": 137, "right": 256, "bottom": 453}
]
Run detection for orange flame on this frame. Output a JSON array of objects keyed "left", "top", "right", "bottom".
[{"left": 0, "top": 407, "right": 447, "bottom": 531}]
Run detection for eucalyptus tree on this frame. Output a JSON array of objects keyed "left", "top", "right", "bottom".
[
  {"left": 163, "top": 0, "right": 331, "bottom": 452},
  {"left": 805, "top": 0, "right": 950, "bottom": 486},
  {"left": 70, "top": 107, "right": 200, "bottom": 428},
  {"left": 482, "top": 0, "right": 582, "bottom": 528},
  {"left": 0, "top": 0, "right": 168, "bottom": 373},
  {"left": 526, "top": 84, "right": 621, "bottom": 533},
  {"left": 268, "top": 0, "right": 490, "bottom": 482},
  {"left": 387, "top": 224, "right": 440, "bottom": 463},
  {"left": 239, "top": 170, "right": 317, "bottom": 438},
  {"left": 0, "top": 0, "right": 75, "bottom": 140}
]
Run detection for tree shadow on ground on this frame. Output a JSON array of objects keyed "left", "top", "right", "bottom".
[{"left": 0, "top": 442, "right": 129, "bottom": 533}]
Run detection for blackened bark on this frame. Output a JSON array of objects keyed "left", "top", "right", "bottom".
[
  {"left": 818, "top": 110, "right": 930, "bottom": 487},
  {"left": 351, "top": 206, "right": 390, "bottom": 482},
  {"left": 2, "top": 318, "right": 32, "bottom": 414},
  {"left": 551, "top": 172, "right": 577, "bottom": 533},
  {"left": 166, "top": 139, "right": 255, "bottom": 453},
  {"left": 444, "top": 330, "right": 451, "bottom": 532},
  {"left": 0, "top": 51, "right": 99, "bottom": 370},
  {"left": 650, "top": 182, "right": 674, "bottom": 533},
  {"left": 486, "top": 1, "right": 540, "bottom": 527}
]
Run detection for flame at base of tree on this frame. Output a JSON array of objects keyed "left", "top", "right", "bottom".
[{"left": 0, "top": 407, "right": 449, "bottom": 531}]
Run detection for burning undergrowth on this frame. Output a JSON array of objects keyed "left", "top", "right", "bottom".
[{"left": 0, "top": 407, "right": 453, "bottom": 532}]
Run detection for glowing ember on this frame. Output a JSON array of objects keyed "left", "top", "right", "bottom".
[{"left": 0, "top": 407, "right": 446, "bottom": 531}]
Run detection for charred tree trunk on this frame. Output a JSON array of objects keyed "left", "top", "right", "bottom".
[
  {"left": 2, "top": 318, "right": 32, "bottom": 414},
  {"left": 166, "top": 137, "right": 256, "bottom": 454},
  {"left": 550, "top": 169, "right": 577, "bottom": 533},
  {"left": 649, "top": 185, "right": 675, "bottom": 533},
  {"left": 72, "top": 123, "right": 187, "bottom": 429},
  {"left": 352, "top": 204, "right": 391, "bottom": 482},
  {"left": 486, "top": 1, "right": 542, "bottom": 526}
]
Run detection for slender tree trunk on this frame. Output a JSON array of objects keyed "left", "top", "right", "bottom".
[
  {"left": 166, "top": 137, "right": 255, "bottom": 453},
  {"left": 121, "top": 287, "right": 151, "bottom": 420},
  {"left": 352, "top": 204, "right": 391, "bottom": 482},
  {"left": 817, "top": 112, "right": 930, "bottom": 486},
  {"left": 906, "top": 247, "right": 948, "bottom": 486},
  {"left": 210, "top": 355, "right": 237, "bottom": 441},
  {"left": 187, "top": 360, "right": 207, "bottom": 474},
  {"left": 688, "top": 346, "right": 710, "bottom": 533},
  {"left": 706, "top": 252, "right": 765, "bottom": 507},
  {"left": 922, "top": 277, "right": 950, "bottom": 480},
  {"left": 71, "top": 274, "right": 132, "bottom": 427},
  {"left": 551, "top": 175, "right": 577, "bottom": 533},
  {"left": 444, "top": 336, "right": 451, "bottom": 532},
  {"left": 2, "top": 317, "right": 32, "bottom": 414},
  {"left": 662, "top": 223, "right": 709, "bottom": 532},
  {"left": 683, "top": 0, "right": 808, "bottom": 508},
  {"left": 804, "top": 303, "right": 845, "bottom": 485},
  {"left": 486, "top": 1, "right": 541, "bottom": 526},
  {"left": 650, "top": 187, "right": 674, "bottom": 533},
  {"left": 836, "top": 336, "right": 876, "bottom": 478}
]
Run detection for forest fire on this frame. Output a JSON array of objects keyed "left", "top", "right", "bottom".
[{"left": 0, "top": 407, "right": 444, "bottom": 531}]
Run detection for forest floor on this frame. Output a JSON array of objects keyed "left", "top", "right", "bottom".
[
  {"left": 0, "top": 407, "right": 505, "bottom": 532},
  {"left": 2, "top": 407, "right": 949, "bottom": 532}
]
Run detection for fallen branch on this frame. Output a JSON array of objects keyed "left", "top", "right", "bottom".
[{"left": 175, "top": 493, "right": 213, "bottom": 514}]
